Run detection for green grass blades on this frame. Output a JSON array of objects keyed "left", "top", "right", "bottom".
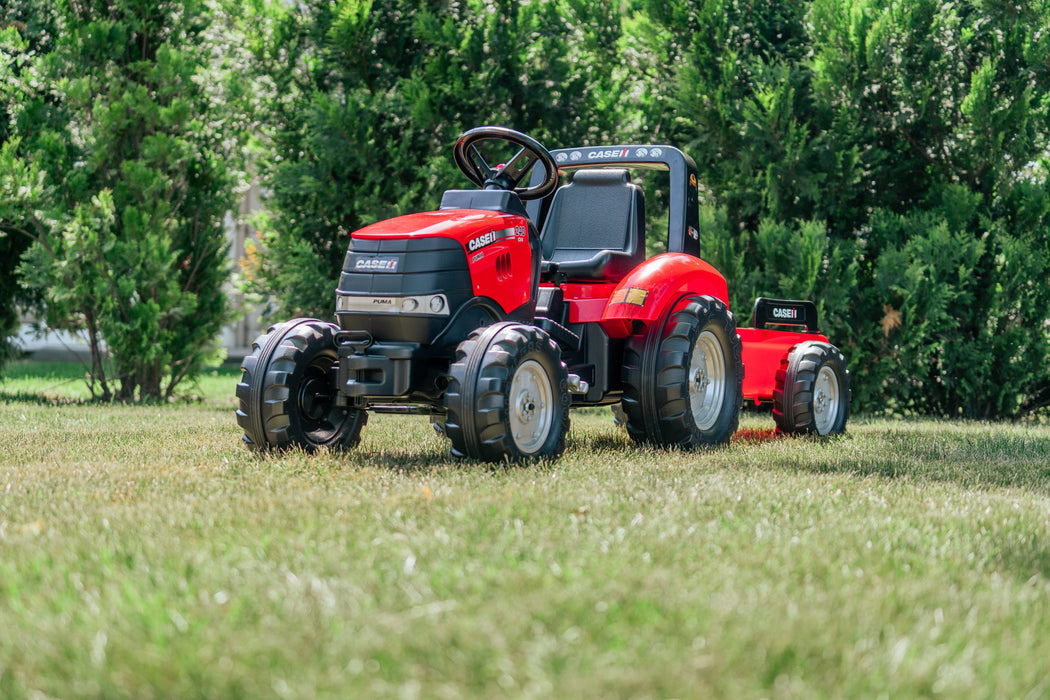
[{"left": 2, "top": 365, "right": 1049, "bottom": 698}]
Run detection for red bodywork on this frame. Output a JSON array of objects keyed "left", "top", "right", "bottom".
[
  {"left": 600, "top": 253, "right": 729, "bottom": 333},
  {"left": 357, "top": 210, "right": 827, "bottom": 406},
  {"left": 539, "top": 252, "right": 825, "bottom": 404},
  {"left": 737, "top": 327, "right": 828, "bottom": 403},
  {"left": 541, "top": 253, "right": 728, "bottom": 334},
  {"left": 354, "top": 210, "right": 535, "bottom": 315}
]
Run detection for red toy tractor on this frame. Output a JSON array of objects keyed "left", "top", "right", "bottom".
[{"left": 237, "top": 127, "right": 849, "bottom": 461}]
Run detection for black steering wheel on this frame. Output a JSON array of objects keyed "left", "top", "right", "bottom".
[{"left": 453, "top": 126, "right": 559, "bottom": 201}]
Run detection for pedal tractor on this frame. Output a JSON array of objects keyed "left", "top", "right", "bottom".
[{"left": 237, "top": 127, "right": 849, "bottom": 462}]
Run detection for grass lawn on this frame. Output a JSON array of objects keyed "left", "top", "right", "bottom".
[{"left": 2, "top": 360, "right": 1049, "bottom": 698}]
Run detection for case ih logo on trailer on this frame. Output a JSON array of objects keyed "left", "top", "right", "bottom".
[{"left": 237, "top": 126, "right": 850, "bottom": 463}]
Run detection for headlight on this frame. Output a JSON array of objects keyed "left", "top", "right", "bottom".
[{"left": 337, "top": 294, "right": 450, "bottom": 316}]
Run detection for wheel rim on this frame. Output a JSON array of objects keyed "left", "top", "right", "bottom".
[
  {"left": 509, "top": 359, "right": 554, "bottom": 455},
  {"left": 813, "top": 365, "right": 841, "bottom": 435},
  {"left": 688, "top": 330, "right": 726, "bottom": 432},
  {"left": 297, "top": 355, "right": 346, "bottom": 444}
]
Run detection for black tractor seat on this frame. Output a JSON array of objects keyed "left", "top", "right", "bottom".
[{"left": 540, "top": 168, "right": 646, "bottom": 282}]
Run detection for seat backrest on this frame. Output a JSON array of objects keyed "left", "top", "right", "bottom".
[{"left": 539, "top": 169, "right": 645, "bottom": 280}]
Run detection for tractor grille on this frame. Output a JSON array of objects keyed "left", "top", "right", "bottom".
[{"left": 335, "top": 236, "right": 471, "bottom": 344}]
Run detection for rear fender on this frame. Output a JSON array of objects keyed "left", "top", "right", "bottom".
[{"left": 599, "top": 253, "right": 729, "bottom": 337}]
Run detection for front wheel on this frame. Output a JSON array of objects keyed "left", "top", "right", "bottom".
[
  {"left": 621, "top": 296, "right": 743, "bottom": 448},
  {"left": 773, "top": 341, "right": 850, "bottom": 436},
  {"left": 444, "top": 323, "right": 570, "bottom": 463},
  {"left": 236, "top": 318, "right": 367, "bottom": 451}
]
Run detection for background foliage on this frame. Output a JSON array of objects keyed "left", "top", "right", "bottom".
[
  {"left": 1, "top": 0, "right": 248, "bottom": 400},
  {"left": 244, "top": 0, "right": 625, "bottom": 318},
  {"left": 0, "top": 0, "right": 55, "bottom": 369},
  {"left": 635, "top": 0, "right": 1050, "bottom": 417},
  {"left": 2, "top": 0, "right": 1049, "bottom": 416}
]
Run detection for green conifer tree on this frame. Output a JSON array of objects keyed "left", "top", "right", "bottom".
[
  {"left": 0, "top": 0, "right": 58, "bottom": 371},
  {"left": 638, "top": 0, "right": 1050, "bottom": 417},
  {"left": 3, "top": 0, "right": 247, "bottom": 399}
]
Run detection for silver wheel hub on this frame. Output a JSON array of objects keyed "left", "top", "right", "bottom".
[
  {"left": 813, "top": 365, "right": 841, "bottom": 435},
  {"left": 509, "top": 359, "right": 554, "bottom": 454},
  {"left": 688, "top": 330, "right": 726, "bottom": 432}
]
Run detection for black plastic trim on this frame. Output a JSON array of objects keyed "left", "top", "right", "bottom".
[{"left": 751, "top": 297, "right": 819, "bottom": 333}]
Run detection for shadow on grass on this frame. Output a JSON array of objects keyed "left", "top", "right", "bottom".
[
  {"left": 787, "top": 424, "right": 1050, "bottom": 494},
  {"left": 237, "top": 443, "right": 547, "bottom": 476},
  {"left": 572, "top": 431, "right": 634, "bottom": 453},
  {"left": 2, "top": 359, "right": 242, "bottom": 407},
  {"left": 570, "top": 425, "right": 786, "bottom": 454},
  {"left": 0, "top": 389, "right": 104, "bottom": 406},
  {"left": 0, "top": 388, "right": 220, "bottom": 407},
  {"left": 231, "top": 416, "right": 1050, "bottom": 495}
]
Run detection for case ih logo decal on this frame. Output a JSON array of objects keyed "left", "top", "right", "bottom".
[
  {"left": 610, "top": 287, "right": 649, "bottom": 307},
  {"left": 467, "top": 227, "right": 516, "bottom": 252},
  {"left": 467, "top": 231, "right": 498, "bottom": 252},
  {"left": 561, "top": 147, "right": 661, "bottom": 162},
  {"left": 773, "top": 306, "right": 798, "bottom": 319},
  {"left": 587, "top": 148, "right": 630, "bottom": 159},
  {"left": 354, "top": 257, "right": 399, "bottom": 272}
]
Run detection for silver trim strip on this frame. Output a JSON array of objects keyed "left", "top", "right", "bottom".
[{"left": 336, "top": 293, "right": 451, "bottom": 316}]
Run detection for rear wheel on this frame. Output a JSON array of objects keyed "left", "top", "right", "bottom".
[
  {"left": 773, "top": 341, "right": 849, "bottom": 436},
  {"left": 444, "top": 323, "right": 570, "bottom": 463},
  {"left": 236, "top": 318, "right": 367, "bottom": 451},
  {"left": 622, "top": 296, "right": 743, "bottom": 447}
]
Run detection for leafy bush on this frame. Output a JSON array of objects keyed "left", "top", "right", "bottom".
[
  {"left": 1, "top": 0, "right": 247, "bottom": 399},
  {"left": 645, "top": 0, "right": 1050, "bottom": 417},
  {"left": 4, "top": 0, "right": 1047, "bottom": 418},
  {"left": 0, "top": 2, "right": 57, "bottom": 372},
  {"left": 246, "top": 0, "right": 627, "bottom": 320}
]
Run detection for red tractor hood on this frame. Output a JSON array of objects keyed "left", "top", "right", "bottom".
[
  {"left": 353, "top": 210, "right": 526, "bottom": 248},
  {"left": 351, "top": 209, "right": 535, "bottom": 317}
]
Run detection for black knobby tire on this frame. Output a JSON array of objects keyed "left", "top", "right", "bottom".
[
  {"left": 773, "top": 341, "right": 849, "bottom": 436},
  {"left": 444, "top": 322, "right": 570, "bottom": 463},
  {"left": 621, "top": 296, "right": 743, "bottom": 448},
  {"left": 236, "top": 318, "right": 367, "bottom": 452}
]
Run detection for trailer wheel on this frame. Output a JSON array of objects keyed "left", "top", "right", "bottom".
[
  {"left": 773, "top": 341, "right": 849, "bottom": 436},
  {"left": 445, "top": 323, "right": 570, "bottom": 463},
  {"left": 622, "top": 296, "right": 743, "bottom": 448},
  {"left": 236, "top": 318, "right": 367, "bottom": 452}
]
